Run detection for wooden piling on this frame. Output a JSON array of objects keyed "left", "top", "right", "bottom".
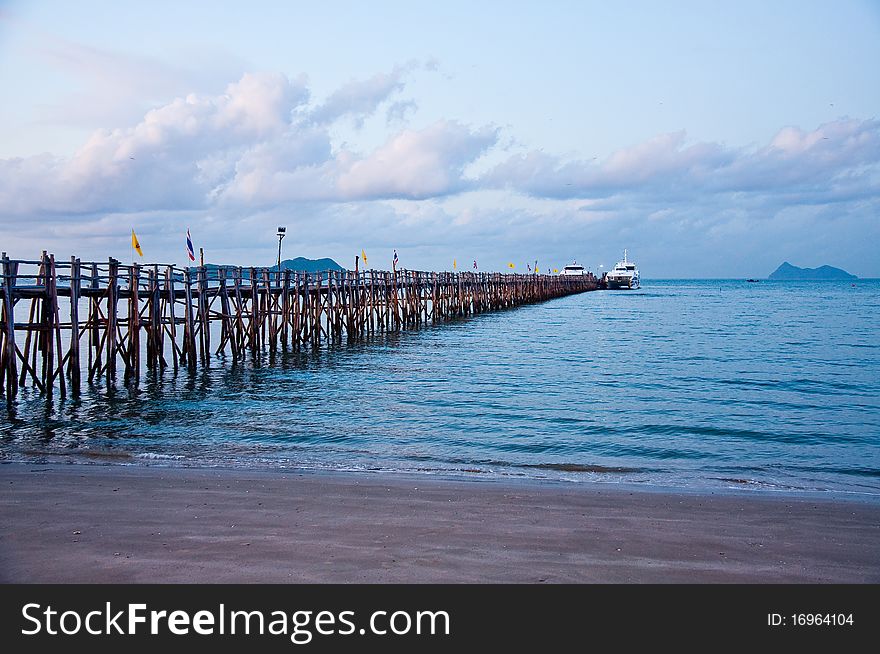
[
  {"left": 68, "top": 257, "right": 81, "bottom": 393},
  {"left": 106, "top": 258, "right": 118, "bottom": 385},
  {"left": 1, "top": 254, "right": 19, "bottom": 406}
]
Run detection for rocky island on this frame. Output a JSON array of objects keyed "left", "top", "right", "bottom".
[{"left": 768, "top": 262, "right": 857, "bottom": 281}]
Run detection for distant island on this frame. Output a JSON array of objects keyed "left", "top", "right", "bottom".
[
  {"left": 768, "top": 262, "right": 857, "bottom": 281},
  {"left": 271, "top": 257, "right": 345, "bottom": 273},
  {"left": 196, "top": 257, "right": 345, "bottom": 279}
]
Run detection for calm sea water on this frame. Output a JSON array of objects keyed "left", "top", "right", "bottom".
[{"left": 2, "top": 279, "right": 878, "bottom": 495}]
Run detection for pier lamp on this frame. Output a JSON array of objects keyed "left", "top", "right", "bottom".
[{"left": 276, "top": 226, "right": 286, "bottom": 269}]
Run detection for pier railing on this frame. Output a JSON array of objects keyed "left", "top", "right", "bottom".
[{"left": 0, "top": 252, "right": 598, "bottom": 404}]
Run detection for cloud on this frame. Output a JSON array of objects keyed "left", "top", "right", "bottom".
[
  {"left": 386, "top": 100, "right": 418, "bottom": 126},
  {"left": 710, "top": 118, "right": 880, "bottom": 193},
  {"left": 0, "top": 66, "right": 501, "bottom": 215},
  {"left": 480, "top": 134, "right": 733, "bottom": 200},
  {"left": 216, "top": 127, "right": 338, "bottom": 204},
  {"left": 484, "top": 118, "right": 880, "bottom": 205},
  {"left": 309, "top": 67, "right": 408, "bottom": 127},
  {"left": 336, "top": 121, "right": 499, "bottom": 200},
  {"left": 3, "top": 77, "right": 876, "bottom": 216},
  {"left": 0, "top": 72, "right": 310, "bottom": 215},
  {"left": 34, "top": 37, "right": 250, "bottom": 129},
  {"left": 216, "top": 120, "right": 498, "bottom": 204}
]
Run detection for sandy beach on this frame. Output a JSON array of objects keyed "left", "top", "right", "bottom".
[{"left": 1, "top": 463, "right": 878, "bottom": 583}]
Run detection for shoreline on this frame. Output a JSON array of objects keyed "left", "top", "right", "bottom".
[
  {"left": 2, "top": 462, "right": 878, "bottom": 583},
  {"left": 6, "top": 453, "right": 879, "bottom": 501}
]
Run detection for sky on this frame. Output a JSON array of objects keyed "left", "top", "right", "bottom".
[{"left": 0, "top": 1, "right": 878, "bottom": 277}]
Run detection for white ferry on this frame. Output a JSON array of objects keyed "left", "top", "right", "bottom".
[
  {"left": 560, "top": 261, "right": 588, "bottom": 276},
  {"left": 605, "top": 250, "right": 640, "bottom": 289}
]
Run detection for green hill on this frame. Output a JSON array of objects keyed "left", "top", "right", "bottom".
[
  {"left": 768, "top": 262, "right": 857, "bottom": 280},
  {"left": 271, "top": 257, "right": 345, "bottom": 273},
  {"left": 193, "top": 258, "right": 345, "bottom": 280}
]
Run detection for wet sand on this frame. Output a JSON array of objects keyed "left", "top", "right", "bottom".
[{"left": 1, "top": 463, "right": 878, "bottom": 583}]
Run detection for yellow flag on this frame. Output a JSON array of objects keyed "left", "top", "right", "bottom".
[
  {"left": 453, "top": 259, "right": 457, "bottom": 269},
  {"left": 361, "top": 249, "right": 368, "bottom": 266},
  {"left": 508, "top": 262, "right": 515, "bottom": 269},
  {"left": 131, "top": 229, "right": 143, "bottom": 257},
  {"left": 553, "top": 268, "right": 559, "bottom": 273}
]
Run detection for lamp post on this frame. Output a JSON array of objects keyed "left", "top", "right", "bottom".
[{"left": 276, "top": 226, "right": 286, "bottom": 270}]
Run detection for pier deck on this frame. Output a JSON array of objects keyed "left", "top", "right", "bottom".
[{"left": 0, "top": 252, "right": 597, "bottom": 404}]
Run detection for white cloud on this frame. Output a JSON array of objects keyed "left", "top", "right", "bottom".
[
  {"left": 35, "top": 38, "right": 250, "bottom": 131},
  {"left": 711, "top": 118, "right": 880, "bottom": 193},
  {"left": 216, "top": 129, "right": 338, "bottom": 205},
  {"left": 386, "top": 100, "right": 418, "bottom": 126},
  {"left": 309, "top": 68, "right": 407, "bottom": 127},
  {"left": 0, "top": 72, "right": 310, "bottom": 215},
  {"left": 483, "top": 118, "right": 880, "bottom": 205},
  {"left": 213, "top": 120, "right": 498, "bottom": 206},
  {"left": 336, "top": 121, "right": 499, "bottom": 200},
  {"left": 0, "top": 67, "right": 501, "bottom": 214}
]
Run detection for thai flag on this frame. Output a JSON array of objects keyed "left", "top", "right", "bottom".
[
  {"left": 393, "top": 250, "right": 399, "bottom": 267},
  {"left": 186, "top": 229, "right": 196, "bottom": 262},
  {"left": 473, "top": 260, "right": 478, "bottom": 269}
]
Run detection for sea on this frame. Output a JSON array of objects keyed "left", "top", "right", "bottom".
[{"left": 2, "top": 279, "right": 878, "bottom": 496}]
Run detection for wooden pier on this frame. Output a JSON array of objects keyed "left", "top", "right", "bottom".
[{"left": 0, "top": 252, "right": 598, "bottom": 405}]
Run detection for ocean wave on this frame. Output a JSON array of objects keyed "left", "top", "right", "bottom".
[
  {"left": 135, "top": 453, "right": 185, "bottom": 460},
  {"left": 524, "top": 462, "right": 643, "bottom": 473}
]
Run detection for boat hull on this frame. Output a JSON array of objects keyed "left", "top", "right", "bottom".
[{"left": 606, "top": 277, "right": 639, "bottom": 290}]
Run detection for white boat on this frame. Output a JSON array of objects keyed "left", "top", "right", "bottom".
[
  {"left": 605, "top": 250, "right": 640, "bottom": 289},
  {"left": 560, "top": 261, "right": 587, "bottom": 276}
]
